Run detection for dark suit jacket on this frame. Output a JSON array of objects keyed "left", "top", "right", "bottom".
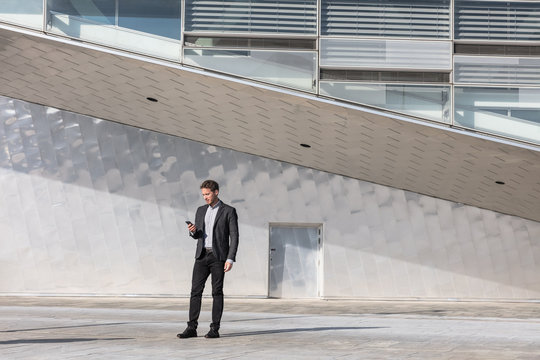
[{"left": 190, "top": 201, "right": 239, "bottom": 262}]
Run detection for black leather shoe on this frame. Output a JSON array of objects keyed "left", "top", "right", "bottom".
[
  {"left": 204, "top": 328, "right": 220, "bottom": 338},
  {"left": 177, "top": 327, "right": 197, "bottom": 339}
]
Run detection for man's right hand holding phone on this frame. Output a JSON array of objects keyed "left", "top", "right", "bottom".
[{"left": 186, "top": 220, "right": 196, "bottom": 234}]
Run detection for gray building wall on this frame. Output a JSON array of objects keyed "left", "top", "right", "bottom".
[{"left": 1, "top": 95, "right": 539, "bottom": 300}]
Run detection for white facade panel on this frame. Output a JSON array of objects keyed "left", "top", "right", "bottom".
[{"left": 320, "top": 38, "right": 452, "bottom": 70}]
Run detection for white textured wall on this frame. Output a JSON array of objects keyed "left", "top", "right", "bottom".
[{"left": 1, "top": 96, "right": 539, "bottom": 300}]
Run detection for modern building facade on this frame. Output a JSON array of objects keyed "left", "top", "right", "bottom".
[{"left": 0, "top": 1, "right": 539, "bottom": 300}]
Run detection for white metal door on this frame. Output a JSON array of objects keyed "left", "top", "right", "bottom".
[{"left": 269, "top": 225, "right": 321, "bottom": 298}]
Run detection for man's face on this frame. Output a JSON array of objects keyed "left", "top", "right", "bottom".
[{"left": 201, "top": 187, "right": 219, "bottom": 206}]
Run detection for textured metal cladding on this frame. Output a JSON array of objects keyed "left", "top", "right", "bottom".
[{"left": 0, "top": 95, "right": 539, "bottom": 299}]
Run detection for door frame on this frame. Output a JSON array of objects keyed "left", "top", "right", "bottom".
[{"left": 267, "top": 222, "right": 324, "bottom": 298}]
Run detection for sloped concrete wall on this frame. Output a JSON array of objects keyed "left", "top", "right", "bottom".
[{"left": 1, "top": 96, "right": 539, "bottom": 300}]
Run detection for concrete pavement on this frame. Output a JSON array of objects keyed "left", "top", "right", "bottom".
[{"left": 1, "top": 296, "right": 539, "bottom": 359}]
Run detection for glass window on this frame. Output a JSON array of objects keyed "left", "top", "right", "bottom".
[
  {"left": 454, "top": 87, "right": 540, "bottom": 144},
  {"left": 118, "top": 0, "right": 181, "bottom": 40},
  {"left": 322, "top": 0, "right": 451, "bottom": 39},
  {"left": 320, "top": 82, "right": 451, "bottom": 123},
  {"left": 48, "top": 0, "right": 115, "bottom": 25},
  {"left": 185, "top": 0, "right": 317, "bottom": 35},
  {"left": 0, "top": 0, "right": 43, "bottom": 29},
  {"left": 184, "top": 49, "right": 317, "bottom": 92},
  {"left": 455, "top": 1, "right": 540, "bottom": 41}
]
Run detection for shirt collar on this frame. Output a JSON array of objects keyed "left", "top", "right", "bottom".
[{"left": 209, "top": 200, "right": 221, "bottom": 209}]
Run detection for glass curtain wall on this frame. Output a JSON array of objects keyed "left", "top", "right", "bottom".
[
  {"left": 454, "top": 0, "right": 540, "bottom": 144},
  {"left": 319, "top": 0, "right": 452, "bottom": 123},
  {"left": 47, "top": 0, "right": 182, "bottom": 60},
  {"left": 183, "top": 0, "right": 318, "bottom": 92},
  {"left": 0, "top": 0, "right": 43, "bottom": 29},
  {"left": 1, "top": 1, "right": 539, "bottom": 144}
]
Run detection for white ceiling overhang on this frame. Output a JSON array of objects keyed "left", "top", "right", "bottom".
[{"left": 1, "top": 24, "right": 539, "bottom": 222}]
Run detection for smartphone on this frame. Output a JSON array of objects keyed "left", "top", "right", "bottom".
[{"left": 185, "top": 221, "right": 193, "bottom": 225}]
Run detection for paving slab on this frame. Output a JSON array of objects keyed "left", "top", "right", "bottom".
[{"left": 1, "top": 297, "right": 539, "bottom": 359}]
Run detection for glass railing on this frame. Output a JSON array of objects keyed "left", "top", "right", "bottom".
[
  {"left": 455, "top": 87, "right": 540, "bottom": 144},
  {"left": 0, "top": 0, "right": 43, "bottom": 29},
  {"left": 48, "top": 12, "right": 181, "bottom": 61},
  {"left": 184, "top": 48, "right": 317, "bottom": 93},
  {"left": 47, "top": 0, "right": 181, "bottom": 39},
  {"left": 320, "top": 82, "right": 451, "bottom": 124}
]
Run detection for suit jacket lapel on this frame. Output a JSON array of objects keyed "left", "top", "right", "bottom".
[
  {"left": 213, "top": 202, "right": 225, "bottom": 230},
  {"left": 201, "top": 204, "right": 209, "bottom": 233}
]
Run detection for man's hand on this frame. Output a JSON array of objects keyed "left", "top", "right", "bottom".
[
  {"left": 224, "top": 262, "right": 233, "bottom": 272},
  {"left": 187, "top": 223, "right": 196, "bottom": 233}
]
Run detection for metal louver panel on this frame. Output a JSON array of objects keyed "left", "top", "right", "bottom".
[
  {"left": 185, "top": 0, "right": 317, "bottom": 34},
  {"left": 455, "top": 1, "right": 540, "bottom": 41},
  {"left": 321, "top": 0, "right": 450, "bottom": 39}
]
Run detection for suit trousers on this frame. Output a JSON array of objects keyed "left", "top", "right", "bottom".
[{"left": 188, "top": 249, "right": 225, "bottom": 330}]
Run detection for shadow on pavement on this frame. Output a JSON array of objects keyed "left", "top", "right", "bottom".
[
  {"left": 0, "top": 337, "right": 133, "bottom": 345},
  {"left": 223, "top": 326, "right": 385, "bottom": 337},
  {"left": 228, "top": 315, "right": 313, "bottom": 323},
  {"left": 2, "top": 322, "right": 157, "bottom": 333}
]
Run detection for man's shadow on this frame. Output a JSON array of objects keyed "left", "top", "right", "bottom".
[{"left": 222, "top": 326, "right": 385, "bottom": 337}]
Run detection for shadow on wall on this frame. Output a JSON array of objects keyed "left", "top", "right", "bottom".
[{"left": 0, "top": 95, "right": 539, "bottom": 298}]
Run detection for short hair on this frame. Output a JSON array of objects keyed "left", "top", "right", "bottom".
[{"left": 200, "top": 179, "right": 219, "bottom": 192}]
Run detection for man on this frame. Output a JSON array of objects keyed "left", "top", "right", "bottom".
[{"left": 177, "top": 180, "right": 239, "bottom": 339}]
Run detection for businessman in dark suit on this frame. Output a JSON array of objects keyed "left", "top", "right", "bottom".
[{"left": 177, "top": 180, "right": 239, "bottom": 339}]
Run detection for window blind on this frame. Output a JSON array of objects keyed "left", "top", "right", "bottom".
[
  {"left": 321, "top": 0, "right": 450, "bottom": 39},
  {"left": 454, "top": 56, "right": 540, "bottom": 85},
  {"left": 455, "top": 1, "right": 540, "bottom": 41},
  {"left": 185, "top": 0, "right": 317, "bottom": 34}
]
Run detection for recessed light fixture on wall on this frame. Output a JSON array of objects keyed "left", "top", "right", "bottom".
[
  {"left": 300, "top": 143, "right": 311, "bottom": 148},
  {"left": 146, "top": 97, "right": 158, "bottom": 102},
  {"left": 495, "top": 181, "right": 505, "bottom": 185}
]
